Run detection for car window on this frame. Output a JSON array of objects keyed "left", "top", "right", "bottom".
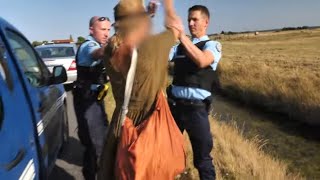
[
  {"left": 6, "top": 30, "right": 49, "bottom": 87},
  {"left": 0, "top": 36, "right": 13, "bottom": 90},
  {"left": 0, "top": 50, "right": 6, "bottom": 81},
  {"left": 36, "top": 46, "right": 75, "bottom": 58},
  {"left": 0, "top": 42, "right": 7, "bottom": 82},
  {"left": 0, "top": 39, "right": 8, "bottom": 129}
]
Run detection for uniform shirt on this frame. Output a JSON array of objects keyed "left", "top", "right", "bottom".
[
  {"left": 77, "top": 35, "right": 104, "bottom": 90},
  {"left": 169, "top": 35, "right": 222, "bottom": 100},
  {"left": 77, "top": 35, "right": 102, "bottom": 67}
]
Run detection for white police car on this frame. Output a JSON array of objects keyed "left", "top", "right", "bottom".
[
  {"left": 0, "top": 17, "right": 69, "bottom": 179},
  {"left": 35, "top": 43, "right": 78, "bottom": 85}
]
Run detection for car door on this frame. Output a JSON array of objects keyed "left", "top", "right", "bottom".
[
  {"left": 3, "top": 29, "right": 65, "bottom": 175},
  {"left": 0, "top": 31, "right": 40, "bottom": 180}
]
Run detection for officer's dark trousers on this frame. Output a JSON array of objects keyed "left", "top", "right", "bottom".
[
  {"left": 170, "top": 101, "right": 216, "bottom": 180},
  {"left": 73, "top": 87, "right": 108, "bottom": 180}
]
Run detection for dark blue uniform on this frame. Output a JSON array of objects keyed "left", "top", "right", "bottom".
[
  {"left": 169, "top": 35, "right": 222, "bottom": 180},
  {"left": 73, "top": 35, "right": 108, "bottom": 180}
]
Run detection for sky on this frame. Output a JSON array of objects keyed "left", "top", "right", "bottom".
[{"left": 1, "top": 0, "right": 320, "bottom": 42}]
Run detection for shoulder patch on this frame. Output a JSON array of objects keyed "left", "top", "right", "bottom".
[
  {"left": 88, "top": 42, "right": 98, "bottom": 47},
  {"left": 216, "top": 42, "right": 222, "bottom": 52}
]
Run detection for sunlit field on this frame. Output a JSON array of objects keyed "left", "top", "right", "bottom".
[{"left": 212, "top": 29, "right": 320, "bottom": 125}]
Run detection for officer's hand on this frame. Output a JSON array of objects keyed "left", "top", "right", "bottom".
[
  {"left": 165, "top": 15, "right": 184, "bottom": 36},
  {"left": 147, "top": 1, "right": 158, "bottom": 17}
]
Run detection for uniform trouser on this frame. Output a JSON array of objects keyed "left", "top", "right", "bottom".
[
  {"left": 73, "top": 87, "right": 108, "bottom": 180},
  {"left": 169, "top": 101, "right": 216, "bottom": 180}
]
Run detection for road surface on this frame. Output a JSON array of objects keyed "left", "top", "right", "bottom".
[{"left": 49, "top": 91, "right": 84, "bottom": 180}]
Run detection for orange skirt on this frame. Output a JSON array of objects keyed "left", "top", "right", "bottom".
[{"left": 115, "top": 92, "right": 186, "bottom": 180}]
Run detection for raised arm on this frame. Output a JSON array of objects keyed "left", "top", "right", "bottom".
[
  {"left": 162, "top": 0, "right": 184, "bottom": 40},
  {"left": 163, "top": 0, "right": 175, "bottom": 16},
  {"left": 91, "top": 45, "right": 107, "bottom": 60}
]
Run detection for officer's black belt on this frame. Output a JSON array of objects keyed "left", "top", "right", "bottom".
[
  {"left": 173, "top": 98, "right": 206, "bottom": 107},
  {"left": 74, "top": 81, "right": 97, "bottom": 89}
]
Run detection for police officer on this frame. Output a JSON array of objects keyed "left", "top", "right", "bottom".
[
  {"left": 73, "top": 16, "right": 111, "bottom": 180},
  {"left": 168, "top": 5, "right": 222, "bottom": 180}
]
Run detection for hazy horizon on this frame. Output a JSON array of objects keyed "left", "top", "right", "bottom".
[{"left": 1, "top": 0, "right": 320, "bottom": 42}]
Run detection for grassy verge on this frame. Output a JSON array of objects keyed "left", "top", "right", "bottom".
[
  {"left": 212, "top": 29, "right": 320, "bottom": 125},
  {"left": 181, "top": 119, "right": 302, "bottom": 180},
  {"left": 104, "top": 85, "right": 302, "bottom": 179}
]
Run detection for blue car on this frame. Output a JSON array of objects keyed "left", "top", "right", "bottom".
[{"left": 0, "top": 17, "right": 69, "bottom": 179}]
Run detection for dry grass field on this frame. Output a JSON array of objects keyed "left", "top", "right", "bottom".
[
  {"left": 212, "top": 29, "right": 320, "bottom": 124},
  {"left": 104, "top": 87, "right": 302, "bottom": 180},
  {"left": 181, "top": 119, "right": 302, "bottom": 180}
]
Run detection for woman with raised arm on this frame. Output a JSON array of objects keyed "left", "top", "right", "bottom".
[{"left": 97, "top": 0, "right": 186, "bottom": 179}]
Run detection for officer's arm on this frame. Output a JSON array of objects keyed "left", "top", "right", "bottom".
[
  {"left": 179, "top": 34, "right": 215, "bottom": 68},
  {"left": 91, "top": 46, "right": 106, "bottom": 60},
  {"left": 163, "top": 0, "right": 183, "bottom": 41}
]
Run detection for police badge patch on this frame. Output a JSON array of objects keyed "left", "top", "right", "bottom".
[
  {"left": 88, "top": 42, "right": 98, "bottom": 47},
  {"left": 216, "top": 43, "right": 222, "bottom": 52}
]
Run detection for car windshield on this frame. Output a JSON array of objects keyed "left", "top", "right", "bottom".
[{"left": 36, "top": 47, "right": 75, "bottom": 58}]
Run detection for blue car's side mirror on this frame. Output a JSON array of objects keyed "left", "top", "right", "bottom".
[{"left": 51, "top": 66, "right": 67, "bottom": 84}]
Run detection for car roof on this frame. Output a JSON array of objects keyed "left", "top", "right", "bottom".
[
  {"left": 35, "top": 44, "right": 77, "bottom": 49},
  {"left": 0, "top": 17, "right": 24, "bottom": 37}
]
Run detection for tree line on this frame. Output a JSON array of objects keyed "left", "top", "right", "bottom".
[
  {"left": 219, "top": 26, "right": 313, "bottom": 36},
  {"left": 32, "top": 35, "right": 86, "bottom": 47}
]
